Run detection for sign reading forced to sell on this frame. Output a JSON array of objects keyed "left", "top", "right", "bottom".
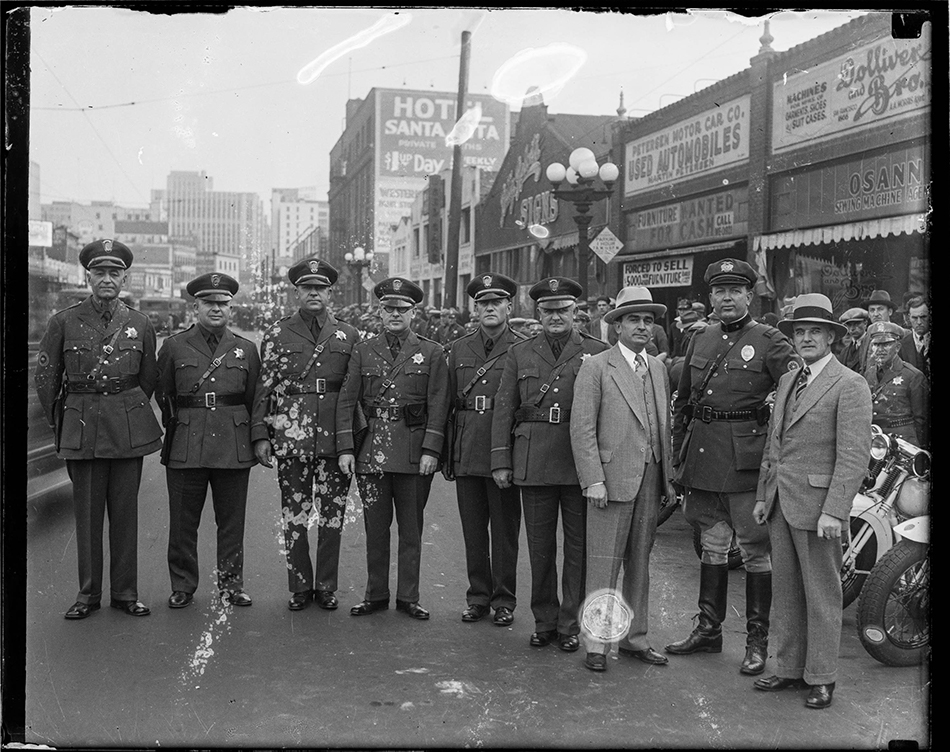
[
  {"left": 624, "top": 95, "right": 750, "bottom": 197},
  {"left": 622, "top": 256, "right": 694, "bottom": 289}
]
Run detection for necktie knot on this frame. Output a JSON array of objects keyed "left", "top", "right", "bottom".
[
  {"left": 387, "top": 333, "right": 401, "bottom": 357},
  {"left": 485, "top": 337, "right": 494, "bottom": 354},
  {"left": 795, "top": 366, "right": 811, "bottom": 400}
]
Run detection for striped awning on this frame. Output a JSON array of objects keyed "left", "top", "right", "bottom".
[{"left": 753, "top": 213, "right": 928, "bottom": 252}]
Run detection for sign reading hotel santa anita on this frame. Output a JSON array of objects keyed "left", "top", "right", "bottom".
[
  {"left": 624, "top": 95, "right": 750, "bottom": 197},
  {"left": 771, "top": 27, "right": 931, "bottom": 152}
]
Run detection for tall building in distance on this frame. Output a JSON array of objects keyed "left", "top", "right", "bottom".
[
  {"left": 270, "top": 187, "right": 328, "bottom": 266},
  {"left": 159, "top": 170, "right": 267, "bottom": 286},
  {"left": 328, "top": 87, "right": 510, "bottom": 304}
]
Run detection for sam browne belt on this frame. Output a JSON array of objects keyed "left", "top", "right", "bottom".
[
  {"left": 455, "top": 396, "right": 495, "bottom": 411},
  {"left": 514, "top": 406, "right": 571, "bottom": 424},
  {"left": 66, "top": 376, "right": 140, "bottom": 394},
  {"left": 176, "top": 393, "right": 245, "bottom": 409},
  {"left": 683, "top": 403, "right": 770, "bottom": 424}
]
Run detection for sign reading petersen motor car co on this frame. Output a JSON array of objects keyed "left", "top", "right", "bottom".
[
  {"left": 771, "top": 27, "right": 931, "bottom": 152},
  {"left": 624, "top": 95, "right": 750, "bottom": 197}
]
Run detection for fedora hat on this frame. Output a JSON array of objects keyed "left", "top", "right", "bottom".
[
  {"left": 778, "top": 293, "right": 847, "bottom": 337},
  {"left": 604, "top": 286, "right": 667, "bottom": 324},
  {"left": 862, "top": 289, "right": 896, "bottom": 310}
]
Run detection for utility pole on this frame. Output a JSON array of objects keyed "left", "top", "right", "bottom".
[{"left": 444, "top": 30, "right": 471, "bottom": 311}]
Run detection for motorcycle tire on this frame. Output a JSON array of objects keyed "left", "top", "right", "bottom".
[
  {"left": 856, "top": 540, "right": 929, "bottom": 667},
  {"left": 841, "top": 517, "right": 880, "bottom": 608},
  {"left": 692, "top": 526, "right": 743, "bottom": 570}
]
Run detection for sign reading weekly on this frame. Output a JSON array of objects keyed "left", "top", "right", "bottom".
[
  {"left": 771, "top": 28, "right": 931, "bottom": 152},
  {"left": 624, "top": 95, "right": 750, "bottom": 197}
]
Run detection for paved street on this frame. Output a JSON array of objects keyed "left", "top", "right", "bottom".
[{"left": 24, "top": 437, "right": 929, "bottom": 749}]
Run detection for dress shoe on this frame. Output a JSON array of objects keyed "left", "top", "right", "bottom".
[
  {"left": 462, "top": 604, "right": 489, "bottom": 622},
  {"left": 529, "top": 630, "right": 558, "bottom": 647},
  {"left": 315, "top": 590, "right": 338, "bottom": 610},
  {"left": 396, "top": 600, "right": 430, "bottom": 620},
  {"left": 288, "top": 591, "right": 312, "bottom": 611},
  {"left": 493, "top": 607, "right": 514, "bottom": 627},
  {"left": 619, "top": 646, "right": 669, "bottom": 665},
  {"left": 664, "top": 624, "right": 722, "bottom": 655},
  {"left": 350, "top": 599, "right": 389, "bottom": 616},
  {"left": 805, "top": 683, "right": 835, "bottom": 709},
  {"left": 559, "top": 634, "right": 580, "bottom": 653},
  {"left": 584, "top": 653, "right": 607, "bottom": 672},
  {"left": 740, "top": 641, "right": 768, "bottom": 675},
  {"left": 168, "top": 591, "right": 194, "bottom": 609},
  {"left": 110, "top": 599, "right": 151, "bottom": 617},
  {"left": 64, "top": 602, "right": 100, "bottom": 620},
  {"left": 222, "top": 589, "right": 252, "bottom": 607},
  {"left": 754, "top": 675, "right": 808, "bottom": 692}
]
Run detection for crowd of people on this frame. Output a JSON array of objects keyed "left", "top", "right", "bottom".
[{"left": 34, "top": 241, "right": 929, "bottom": 713}]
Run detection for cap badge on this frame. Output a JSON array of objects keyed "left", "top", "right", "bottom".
[
  {"left": 309, "top": 261, "right": 319, "bottom": 273},
  {"left": 483, "top": 275, "right": 492, "bottom": 287},
  {"left": 721, "top": 261, "right": 734, "bottom": 273},
  {"left": 741, "top": 345, "right": 755, "bottom": 361},
  {"left": 549, "top": 279, "right": 559, "bottom": 292},
  {"left": 211, "top": 274, "right": 221, "bottom": 287},
  {"left": 102, "top": 239, "right": 113, "bottom": 252},
  {"left": 393, "top": 279, "right": 403, "bottom": 291}
]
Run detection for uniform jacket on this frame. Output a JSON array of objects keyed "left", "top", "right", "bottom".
[
  {"left": 570, "top": 346, "right": 673, "bottom": 501},
  {"left": 250, "top": 310, "right": 360, "bottom": 458},
  {"left": 863, "top": 356, "right": 929, "bottom": 447},
  {"left": 491, "top": 328, "right": 610, "bottom": 486},
  {"left": 435, "top": 322, "right": 466, "bottom": 346},
  {"left": 672, "top": 315, "right": 798, "bottom": 493},
  {"left": 155, "top": 325, "right": 261, "bottom": 469},
  {"left": 34, "top": 297, "right": 163, "bottom": 460},
  {"left": 446, "top": 326, "right": 527, "bottom": 477},
  {"left": 336, "top": 330, "right": 450, "bottom": 474},
  {"left": 757, "top": 356, "right": 873, "bottom": 529}
]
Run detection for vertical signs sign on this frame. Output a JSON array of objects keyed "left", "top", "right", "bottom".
[{"left": 772, "top": 26, "right": 931, "bottom": 152}]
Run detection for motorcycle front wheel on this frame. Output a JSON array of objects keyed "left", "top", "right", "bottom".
[
  {"left": 841, "top": 516, "right": 881, "bottom": 608},
  {"left": 856, "top": 540, "right": 929, "bottom": 667}
]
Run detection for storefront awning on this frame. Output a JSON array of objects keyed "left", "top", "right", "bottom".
[
  {"left": 547, "top": 224, "right": 607, "bottom": 251},
  {"left": 753, "top": 213, "right": 928, "bottom": 252},
  {"left": 618, "top": 240, "right": 742, "bottom": 261}
]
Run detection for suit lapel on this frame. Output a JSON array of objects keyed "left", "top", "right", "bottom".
[
  {"left": 185, "top": 326, "right": 213, "bottom": 357},
  {"left": 608, "top": 346, "right": 647, "bottom": 428},
  {"left": 371, "top": 334, "right": 394, "bottom": 365},
  {"left": 558, "top": 330, "right": 583, "bottom": 365},
  {"left": 787, "top": 358, "right": 842, "bottom": 429}
]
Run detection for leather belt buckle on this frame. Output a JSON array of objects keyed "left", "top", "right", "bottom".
[
  {"left": 474, "top": 395, "right": 487, "bottom": 412},
  {"left": 205, "top": 392, "right": 217, "bottom": 409},
  {"left": 388, "top": 405, "right": 401, "bottom": 421},
  {"left": 548, "top": 406, "right": 561, "bottom": 424},
  {"left": 699, "top": 405, "right": 713, "bottom": 423},
  {"left": 102, "top": 345, "right": 114, "bottom": 355},
  {"left": 108, "top": 380, "right": 123, "bottom": 394},
  {"left": 315, "top": 378, "right": 326, "bottom": 394}
]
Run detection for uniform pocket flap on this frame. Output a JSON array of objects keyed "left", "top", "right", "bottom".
[
  {"left": 518, "top": 367, "right": 539, "bottom": 379},
  {"left": 284, "top": 343, "right": 306, "bottom": 353},
  {"left": 455, "top": 357, "right": 477, "bottom": 368},
  {"left": 65, "top": 339, "right": 93, "bottom": 352},
  {"left": 232, "top": 411, "right": 250, "bottom": 426},
  {"left": 807, "top": 474, "right": 832, "bottom": 488},
  {"left": 118, "top": 340, "right": 143, "bottom": 352},
  {"left": 176, "top": 356, "right": 200, "bottom": 369},
  {"left": 689, "top": 355, "right": 710, "bottom": 369},
  {"left": 728, "top": 358, "right": 764, "bottom": 372}
]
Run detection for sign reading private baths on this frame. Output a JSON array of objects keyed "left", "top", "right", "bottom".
[
  {"left": 499, "top": 133, "right": 560, "bottom": 229},
  {"left": 771, "top": 27, "right": 931, "bottom": 152},
  {"left": 624, "top": 95, "right": 750, "bottom": 197},
  {"left": 624, "top": 186, "right": 748, "bottom": 252},
  {"left": 622, "top": 256, "right": 694, "bottom": 288}
]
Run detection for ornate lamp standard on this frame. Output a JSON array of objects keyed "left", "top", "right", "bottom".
[
  {"left": 344, "top": 246, "right": 374, "bottom": 306},
  {"left": 545, "top": 148, "right": 619, "bottom": 305}
]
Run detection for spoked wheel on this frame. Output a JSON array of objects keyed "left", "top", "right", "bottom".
[
  {"left": 692, "top": 526, "right": 743, "bottom": 570},
  {"left": 841, "top": 516, "right": 881, "bottom": 608},
  {"left": 856, "top": 540, "right": 929, "bottom": 667}
]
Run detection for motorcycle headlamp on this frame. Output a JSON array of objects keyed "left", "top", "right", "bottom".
[{"left": 869, "top": 432, "right": 891, "bottom": 461}]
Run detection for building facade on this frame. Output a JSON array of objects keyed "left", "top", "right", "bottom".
[{"left": 271, "top": 187, "right": 328, "bottom": 265}]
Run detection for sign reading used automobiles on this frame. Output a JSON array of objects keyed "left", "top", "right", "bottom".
[
  {"left": 771, "top": 26, "right": 931, "bottom": 152},
  {"left": 624, "top": 95, "right": 750, "bottom": 197}
]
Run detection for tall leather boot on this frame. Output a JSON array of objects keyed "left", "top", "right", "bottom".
[
  {"left": 739, "top": 571, "right": 771, "bottom": 675},
  {"left": 665, "top": 563, "right": 729, "bottom": 655}
]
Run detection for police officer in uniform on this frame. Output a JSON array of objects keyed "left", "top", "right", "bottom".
[
  {"left": 156, "top": 273, "right": 260, "bottom": 608},
  {"left": 251, "top": 258, "right": 360, "bottom": 611},
  {"left": 445, "top": 273, "right": 527, "bottom": 626},
  {"left": 336, "top": 278, "right": 451, "bottom": 620},
  {"left": 34, "top": 239, "right": 163, "bottom": 619},
  {"left": 666, "top": 259, "right": 799, "bottom": 675},
  {"left": 491, "top": 278, "right": 610, "bottom": 652},
  {"left": 863, "top": 321, "right": 929, "bottom": 447}
]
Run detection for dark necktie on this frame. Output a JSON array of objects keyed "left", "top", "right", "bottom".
[
  {"left": 207, "top": 333, "right": 219, "bottom": 352},
  {"left": 551, "top": 338, "right": 562, "bottom": 360},
  {"left": 875, "top": 366, "right": 885, "bottom": 383},
  {"left": 311, "top": 317, "right": 321, "bottom": 340},
  {"left": 387, "top": 333, "right": 401, "bottom": 358},
  {"left": 795, "top": 366, "right": 811, "bottom": 401},
  {"left": 485, "top": 337, "right": 494, "bottom": 355},
  {"left": 102, "top": 309, "right": 112, "bottom": 326}
]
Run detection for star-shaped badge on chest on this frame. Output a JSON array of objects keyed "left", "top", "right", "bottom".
[
  {"left": 334, "top": 330, "right": 348, "bottom": 341},
  {"left": 412, "top": 353, "right": 425, "bottom": 364},
  {"left": 234, "top": 348, "right": 245, "bottom": 359},
  {"left": 125, "top": 327, "right": 137, "bottom": 339},
  {"left": 892, "top": 376, "right": 903, "bottom": 385}
]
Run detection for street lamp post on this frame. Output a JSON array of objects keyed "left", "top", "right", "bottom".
[
  {"left": 545, "top": 148, "right": 619, "bottom": 306},
  {"left": 344, "top": 246, "right": 374, "bottom": 306}
]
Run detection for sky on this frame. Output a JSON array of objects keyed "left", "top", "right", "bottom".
[{"left": 26, "top": 6, "right": 875, "bottom": 210}]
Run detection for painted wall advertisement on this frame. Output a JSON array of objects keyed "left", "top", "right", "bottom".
[
  {"left": 622, "top": 256, "right": 694, "bottom": 288},
  {"left": 771, "top": 27, "right": 931, "bottom": 152},
  {"left": 624, "top": 95, "right": 750, "bottom": 197},
  {"left": 771, "top": 144, "right": 929, "bottom": 231},
  {"left": 624, "top": 186, "right": 748, "bottom": 252},
  {"left": 375, "top": 177, "right": 426, "bottom": 256}
]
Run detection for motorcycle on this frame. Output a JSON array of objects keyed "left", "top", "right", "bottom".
[
  {"left": 857, "top": 514, "right": 929, "bottom": 666},
  {"left": 841, "top": 425, "right": 931, "bottom": 607}
]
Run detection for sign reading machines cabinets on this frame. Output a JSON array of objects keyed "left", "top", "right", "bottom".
[
  {"left": 624, "top": 95, "right": 750, "bottom": 197},
  {"left": 622, "top": 256, "right": 694, "bottom": 288},
  {"left": 771, "top": 27, "right": 931, "bottom": 152}
]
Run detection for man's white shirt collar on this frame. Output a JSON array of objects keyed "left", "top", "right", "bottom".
[{"left": 618, "top": 340, "right": 646, "bottom": 370}]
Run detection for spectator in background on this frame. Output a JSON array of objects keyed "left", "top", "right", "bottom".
[
  {"left": 509, "top": 317, "right": 529, "bottom": 337},
  {"left": 573, "top": 308, "right": 592, "bottom": 336},
  {"left": 836, "top": 308, "right": 870, "bottom": 374},
  {"left": 437, "top": 307, "right": 466, "bottom": 346},
  {"left": 668, "top": 298, "right": 694, "bottom": 359},
  {"left": 899, "top": 296, "right": 930, "bottom": 381},
  {"left": 864, "top": 321, "right": 928, "bottom": 447},
  {"left": 758, "top": 312, "right": 780, "bottom": 328},
  {"left": 588, "top": 295, "right": 617, "bottom": 344}
]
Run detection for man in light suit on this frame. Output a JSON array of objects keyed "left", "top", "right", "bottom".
[
  {"left": 571, "top": 286, "right": 676, "bottom": 672},
  {"left": 752, "top": 293, "right": 872, "bottom": 710}
]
